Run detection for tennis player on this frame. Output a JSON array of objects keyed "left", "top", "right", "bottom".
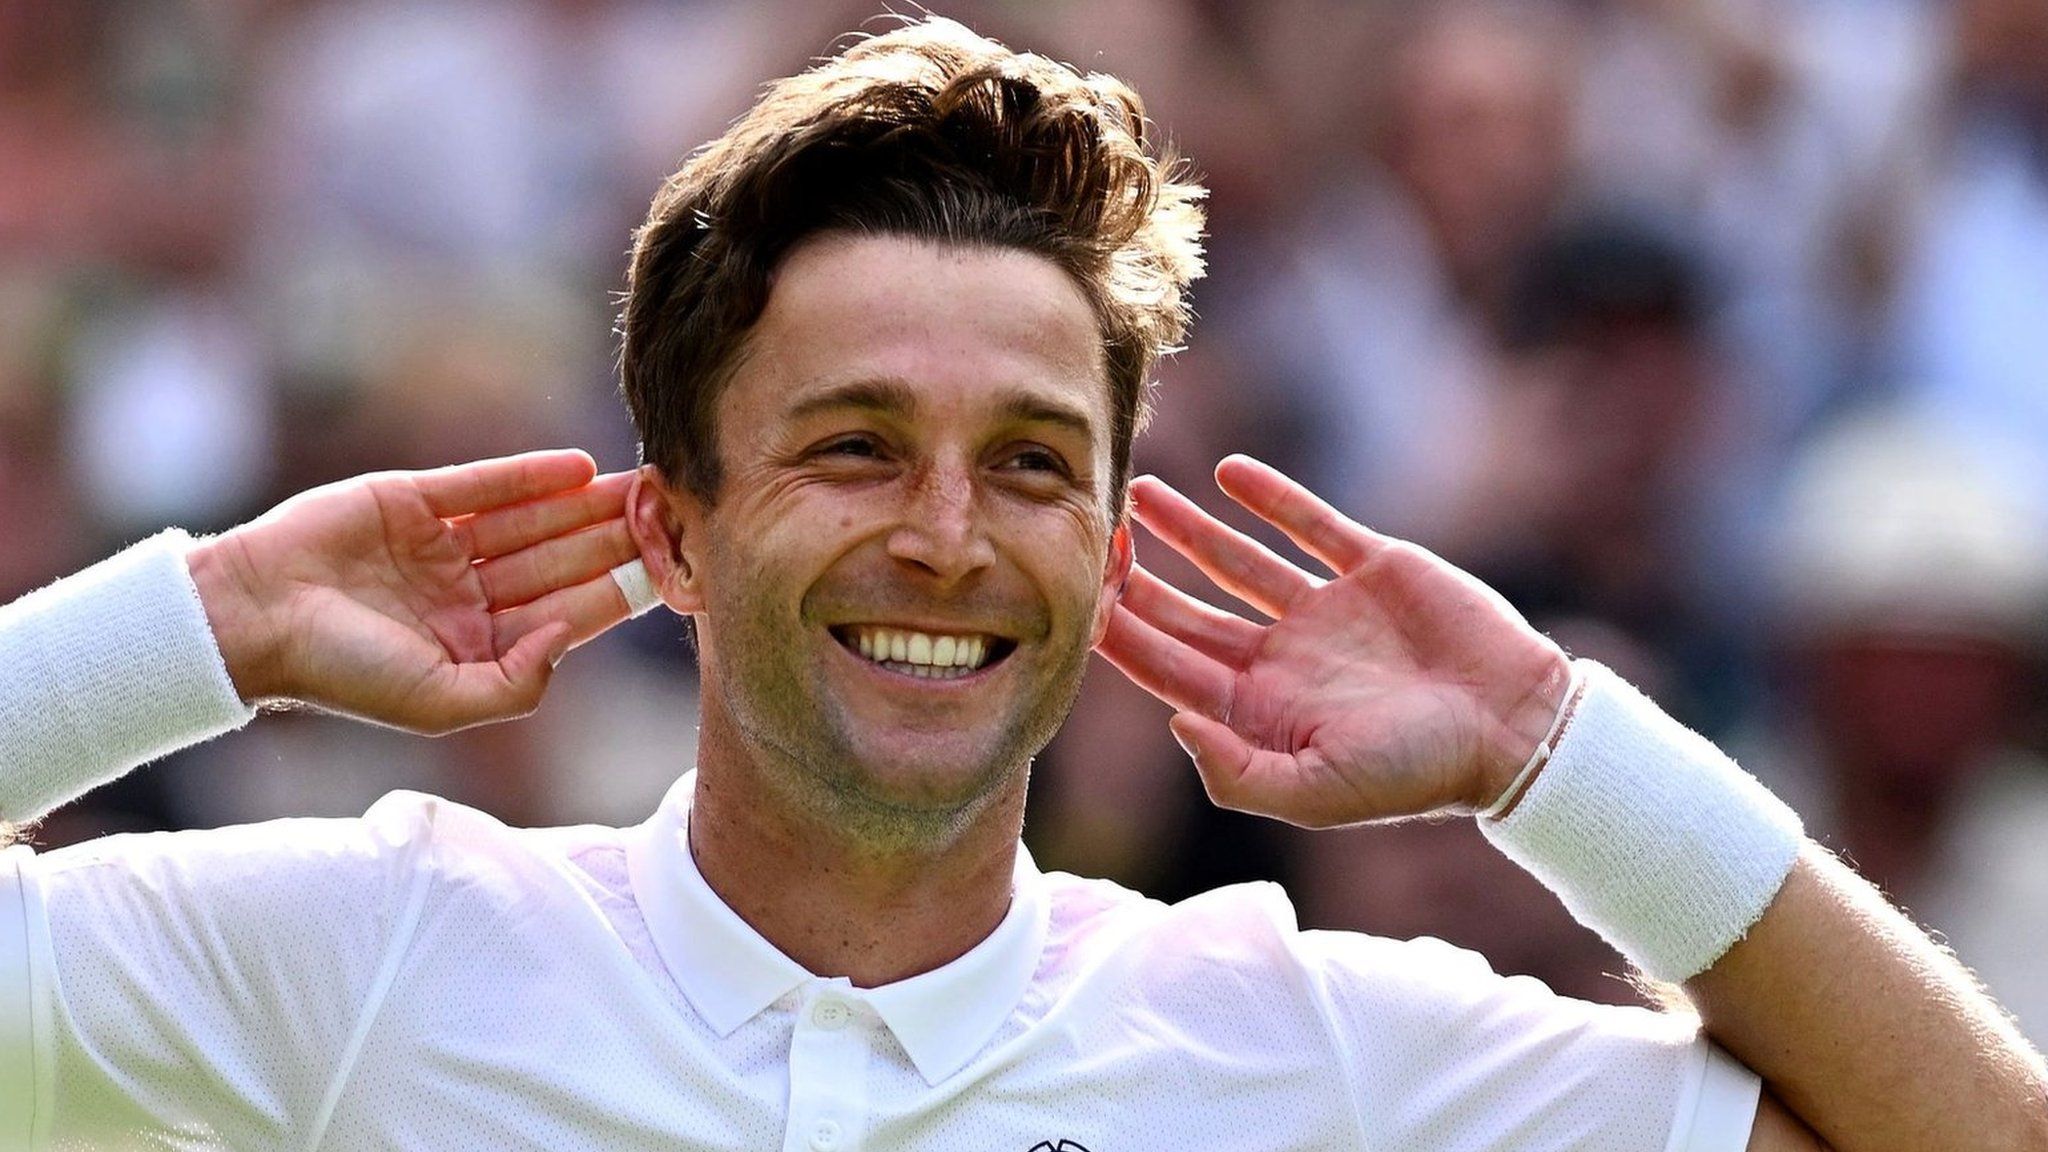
[{"left": 3, "top": 17, "right": 2042, "bottom": 1152}]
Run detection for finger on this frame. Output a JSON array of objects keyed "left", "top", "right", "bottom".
[
  {"left": 1095, "top": 603, "right": 1237, "bottom": 720},
  {"left": 474, "top": 519, "right": 636, "bottom": 610},
  {"left": 1213, "top": 454, "right": 1389, "bottom": 575},
  {"left": 491, "top": 568, "right": 638, "bottom": 655},
  {"left": 412, "top": 449, "right": 598, "bottom": 518},
  {"left": 425, "top": 621, "right": 572, "bottom": 735},
  {"left": 457, "top": 471, "right": 634, "bottom": 559},
  {"left": 1119, "top": 564, "right": 1262, "bottom": 667},
  {"left": 1128, "top": 476, "right": 1318, "bottom": 619}
]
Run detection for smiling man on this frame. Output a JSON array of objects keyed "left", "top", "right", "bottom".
[
  {"left": 2, "top": 16, "right": 2044, "bottom": 1152},
  {"left": 669, "top": 237, "right": 1121, "bottom": 827}
]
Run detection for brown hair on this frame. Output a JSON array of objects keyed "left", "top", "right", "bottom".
[{"left": 619, "top": 16, "right": 1205, "bottom": 507}]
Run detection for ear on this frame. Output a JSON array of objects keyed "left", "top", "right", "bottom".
[
  {"left": 1088, "top": 519, "right": 1134, "bottom": 648},
  {"left": 626, "top": 465, "right": 709, "bottom": 614}
]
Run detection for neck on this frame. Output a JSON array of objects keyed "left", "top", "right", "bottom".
[{"left": 685, "top": 739, "right": 1027, "bottom": 989}]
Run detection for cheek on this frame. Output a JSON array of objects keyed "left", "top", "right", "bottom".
[
  {"left": 698, "top": 518, "right": 806, "bottom": 642},
  {"left": 1022, "top": 518, "right": 1116, "bottom": 614},
  {"left": 707, "top": 498, "right": 893, "bottom": 638}
]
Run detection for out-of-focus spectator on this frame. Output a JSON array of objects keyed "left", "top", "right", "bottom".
[
  {"left": 1250, "top": 0, "right": 1579, "bottom": 541},
  {"left": 1749, "top": 403, "right": 2048, "bottom": 1045},
  {"left": 0, "top": 270, "right": 90, "bottom": 602},
  {"left": 1576, "top": 0, "right": 1933, "bottom": 430},
  {"left": 1885, "top": 0, "right": 2048, "bottom": 482},
  {"left": 1454, "top": 210, "right": 1758, "bottom": 728}
]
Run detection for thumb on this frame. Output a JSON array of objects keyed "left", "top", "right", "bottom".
[
  {"left": 497, "top": 620, "right": 574, "bottom": 703},
  {"left": 1168, "top": 710, "right": 1259, "bottom": 810},
  {"left": 414, "top": 620, "right": 571, "bottom": 736}
]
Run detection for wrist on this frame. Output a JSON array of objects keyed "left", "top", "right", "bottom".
[
  {"left": 1473, "top": 647, "right": 1576, "bottom": 812},
  {"left": 185, "top": 532, "right": 285, "bottom": 704},
  {"left": 1478, "top": 661, "right": 1805, "bottom": 981}
]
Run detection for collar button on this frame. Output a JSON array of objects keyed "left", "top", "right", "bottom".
[{"left": 810, "top": 1000, "right": 852, "bottom": 1030}]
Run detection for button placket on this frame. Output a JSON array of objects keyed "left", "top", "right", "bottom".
[{"left": 784, "top": 985, "right": 869, "bottom": 1152}]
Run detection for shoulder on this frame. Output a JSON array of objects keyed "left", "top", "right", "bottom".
[
  {"left": 26, "top": 789, "right": 617, "bottom": 937},
  {"left": 1043, "top": 872, "right": 1301, "bottom": 967},
  {"left": 1041, "top": 871, "right": 1692, "bottom": 1043},
  {"left": 31, "top": 789, "right": 442, "bottom": 900},
  {"left": 1044, "top": 870, "right": 1466, "bottom": 989},
  {"left": 18, "top": 793, "right": 448, "bottom": 984},
  {"left": 1037, "top": 873, "right": 1337, "bottom": 1031},
  {"left": 1039, "top": 875, "right": 1732, "bottom": 1150}
]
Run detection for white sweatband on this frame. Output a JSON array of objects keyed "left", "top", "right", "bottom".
[
  {"left": 0, "top": 530, "right": 256, "bottom": 821},
  {"left": 1479, "top": 661, "right": 1804, "bottom": 982},
  {"left": 609, "top": 559, "right": 661, "bottom": 618}
]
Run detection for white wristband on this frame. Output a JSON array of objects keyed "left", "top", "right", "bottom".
[
  {"left": 0, "top": 530, "right": 256, "bottom": 820},
  {"left": 1479, "top": 661, "right": 1804, "bottom": 982},
  {"left": 609, "top": 559, "right": 662, "bottom": 618}
]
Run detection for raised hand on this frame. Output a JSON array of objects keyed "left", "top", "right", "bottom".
[
  {"left": 1096, "top": 455, "right": 1572, "bottom": 828},
  {"left": 187, "top": 449, "right": 643, "bottom": 735}
]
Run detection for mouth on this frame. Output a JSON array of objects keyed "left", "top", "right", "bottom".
[{"left": 830, "top": 624, "right": 1017, "bottom": 681}]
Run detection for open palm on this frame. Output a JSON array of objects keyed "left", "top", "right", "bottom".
[
  {"left": 1096, "top": 456, "right": 1570, "bottom": 827},
  {"left": 200, "top": 450, "right": 640, "bottom": 734}
]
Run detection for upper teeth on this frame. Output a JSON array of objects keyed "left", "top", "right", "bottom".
[{"left": 849, "top": 627, "right": 992, "bottom": 673}]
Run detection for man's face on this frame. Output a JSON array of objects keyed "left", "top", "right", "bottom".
[{"left": 669, "top": 233, "right": 1130, "bottom": 829}]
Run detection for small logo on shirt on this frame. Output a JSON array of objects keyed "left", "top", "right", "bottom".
[{"left": 1026, "top": 1143, "right": 1090, "bottom": 1152}]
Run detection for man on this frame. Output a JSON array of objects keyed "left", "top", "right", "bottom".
[{"left": 2, "top": 17, "right": 2042, "bottom": 1152}]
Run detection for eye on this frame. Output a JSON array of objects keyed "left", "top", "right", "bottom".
[
  {"left": 816, "top": 433, "right": 885, "bottom": 460},
  {"left": 1000, "top": 445, "right": 1070, "bottom": 475}
]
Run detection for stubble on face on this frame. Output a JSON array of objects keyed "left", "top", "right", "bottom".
[
  {"left": 701, "top": 541, "right": 1096, "bottom": 854},
  {"left": 682, "top": 234, "right": 1123, "bottom": 856}
]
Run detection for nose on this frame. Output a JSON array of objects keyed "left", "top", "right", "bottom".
[{"left": 885, "top": 459, "right": 996, "bottom": 585}]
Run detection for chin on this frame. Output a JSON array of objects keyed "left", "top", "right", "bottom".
[{"left": 831, "top": 739, "right": 1023, "bottom": 815}]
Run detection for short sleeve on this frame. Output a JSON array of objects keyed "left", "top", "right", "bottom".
[
  {"left": 2, "top": 793, "right": 441, "bottom": 1151},
  {"left": 1295, "top": 929, "right": 1760, "bottom": 1152}
]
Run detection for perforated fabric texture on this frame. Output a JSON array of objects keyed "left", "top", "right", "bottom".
[
  {"left": 9, "top": 789, "right": 1758, "bottom": 1151},
  {"left": 32, "top": 797, "right": 434, "bottom": 1150}
]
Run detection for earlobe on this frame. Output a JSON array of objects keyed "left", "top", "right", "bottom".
[{"left": 626, "top": 465, "right": 706, "bottom": 612}]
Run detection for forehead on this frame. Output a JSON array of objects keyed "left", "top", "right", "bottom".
[{"left": 727, "top": 233, "right": 1110, "bottom": 428}]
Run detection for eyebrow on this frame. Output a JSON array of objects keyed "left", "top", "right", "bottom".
[
  {"left": 785, "top": 377, "right": 1099, "bottom": 440},
  {"left": 786, "top": 378, "right": 921, "bottom": 423}
]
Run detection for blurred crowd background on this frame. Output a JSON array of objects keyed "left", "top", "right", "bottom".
[{"left": 6, "top": 0, "right": 2047, "bottom": 1040}]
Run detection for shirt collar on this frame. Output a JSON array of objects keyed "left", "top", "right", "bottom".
[{"left": 625, "top": 771, "right": 1050, "bottom": 1085}]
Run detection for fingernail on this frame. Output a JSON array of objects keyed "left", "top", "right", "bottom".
[{"left": 1169, "top": 722, "right": 1196, "bottom": 760}]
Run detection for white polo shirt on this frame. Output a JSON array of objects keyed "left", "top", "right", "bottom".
[
  {"left": 0, "top": 536, "right": 1761, "bottom": 1151},
  {"left": 3, "top": 776, "right": 1756, "bottom": 1151}
]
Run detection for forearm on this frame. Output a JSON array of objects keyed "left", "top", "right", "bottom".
[
  {"left": 1482, "top": 661, "right": 2044, "bottom": 1151},
  {"left": 1017, "top": 453, "right": 2042, "bottom": 1145},
  {"left": 1688, "top": 844, "right": 2048, "bottom": 1152},
  {"left": 0, "top": 531, "right": 255, "bottom": 822}
]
